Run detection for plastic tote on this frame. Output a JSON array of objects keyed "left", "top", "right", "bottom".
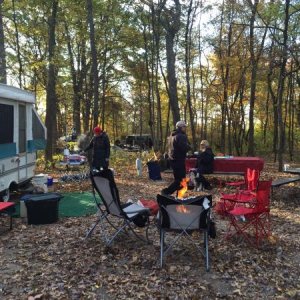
[{"left": 23, "top": 193, "right": 63, "bottom": 225}]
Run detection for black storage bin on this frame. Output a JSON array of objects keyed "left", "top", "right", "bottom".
[{"left": 24, "top": 193, "right": 63, "bottom": 225}]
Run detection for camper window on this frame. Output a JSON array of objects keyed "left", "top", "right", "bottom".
[
  {"left": 0, "top": 103, "right": 14, "bottom": 144},
  {"left": 32, "top": 109, "right": 45, "bottom": 139}
]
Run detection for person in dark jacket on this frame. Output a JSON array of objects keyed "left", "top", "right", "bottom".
[
  {"left": 195, "top": 140, "right": 214, "bottom": 190},
  {"left": 161, "top": 121, "right": 191, "bottom": 195},
  {"left": 84, "top": 126, "right": 110, "bottom": 170}
]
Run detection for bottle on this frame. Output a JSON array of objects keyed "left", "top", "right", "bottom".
[{"left": 136, "top": 157, "right": 142, "bottom": 176}]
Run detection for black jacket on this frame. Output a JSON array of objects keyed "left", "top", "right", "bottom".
[
  {"left": 168, "top": 129, "right": 190, "bottom": 161},
  {"left": 85, "top": 132, "right": 110, "bottom": 168},
  {"left": 197, "top": 147, "right": 214, "bottom": 174}
]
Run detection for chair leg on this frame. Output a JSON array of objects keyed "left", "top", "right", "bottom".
[
  {"left": 160, "top": 229, "right": 164, "bottom": 268},
  {"left": 85, "top": 217, "right": 102, "bottom": 239},
  {"left": 9, "top": 215, "right": 13, "bottom": 230},
  {"left": 204, "top": 231, "right": 210, "bottom": 272},
  {"left": 107, "top": 222, "right": 128, "bottom": 246}
]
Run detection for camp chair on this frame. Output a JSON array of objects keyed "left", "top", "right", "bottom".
[
  {"left": 86, "top": 169, "right": 151, "bottom": 246},
  {"left": 225, "top": 168, "right": 260, "bottom": 191},
  {"left": 223, "top": 180, "right": 272, "bottom": 247},
  {"left": 156, "top": 194, "right": 213, "bottom": 271},
  {"left": 216, "top": 168, "right": 260, "bottom": 216}
]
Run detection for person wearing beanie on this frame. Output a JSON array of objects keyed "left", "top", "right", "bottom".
[
  {"left": 84, "top": 126, "right": 110, "bottom": 170},
  {"left": 161, "top": 120, "right": 191, "bottom": 195}
]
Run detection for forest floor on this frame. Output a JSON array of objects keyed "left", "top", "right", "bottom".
[{"left": 1, "top": 161, "right": 300, "bottom": 299}]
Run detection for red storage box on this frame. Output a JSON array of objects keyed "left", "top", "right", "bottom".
[{"left": 138, "top": 199, "right": 159, "bottom": 216}]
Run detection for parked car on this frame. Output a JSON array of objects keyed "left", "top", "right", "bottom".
[{"left": 125, "top": 134, "right": 153, "bottom": 150}]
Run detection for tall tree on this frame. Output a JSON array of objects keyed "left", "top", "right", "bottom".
[
  {"left": 86, "top": 0, "right": 100, "bottom": 128},
  {"left": 11, "top": 0, "right": 23, "bottom": 88},
  {"left": 276, "top": 0, "right": 290, "bottom": 171},
  {"left": 184, "top": 0, "right": 197, "bottom": 150},
  {"left": 45, "top": 0, "right": 59, "bottom": 161},
  {"left": 247, "top": 0, "right": 267, "bottom": 156},
  {"left": 161, "top": 0, "right": 181, "bottom": 126}
]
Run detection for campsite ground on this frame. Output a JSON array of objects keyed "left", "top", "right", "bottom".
[{"left": 0, "top": 161, "right": 300, "bottom": 299}]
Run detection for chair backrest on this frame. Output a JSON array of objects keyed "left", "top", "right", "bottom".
[
  {"left": 90, "top": 169, "right": 124, "bottom": 217},
  {"left": 255, "top": 180, "right": 272, "bottom": 212},
  {"left": 157, "top": 194, "right": 212, "bottom": 230},
  {"left": 245, "top": 168, "right": 260, "bottom": 191}
]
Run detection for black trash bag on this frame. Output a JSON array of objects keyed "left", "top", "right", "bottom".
[{"left": 132, "top": 212, "right": 149, "bottom": 227}]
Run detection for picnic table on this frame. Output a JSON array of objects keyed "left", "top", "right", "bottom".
[
  {"left": 272, "top": 168, "right": 300, "bottom": 188},
  {"left": 185, "top": 156, "right": 264, "bottom": 174},
  {"left": 282, "top": 168, "right": 300, "bottom": 175}
]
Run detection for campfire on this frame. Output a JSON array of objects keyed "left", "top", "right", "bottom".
[
  {"left": 176, "top": 178, "right": 191, "bottom": 214},
  {"left": 177, "top": 178, "right": 189, "bottom": 199}
]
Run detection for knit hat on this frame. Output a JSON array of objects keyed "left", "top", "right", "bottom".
[
  {"left": 93, "top": 126, "right": 102, "bottom": 134},
  {"left": 176, "top": 120, "right": 187, "bottom": 128}
]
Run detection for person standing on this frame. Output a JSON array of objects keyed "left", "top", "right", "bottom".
[
  {"left": 84, "top": 126, "right": 110, "bottom": 170},
  {"left": 195, "top": 140, "right": 214, "bottom": 190},
  {"left": 161, "top": 121, "right": 191, "bottom": 195}
]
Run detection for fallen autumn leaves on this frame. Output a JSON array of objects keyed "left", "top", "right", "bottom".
[{"left": 0, "top": 162, "right": 300, "bottom": 299}]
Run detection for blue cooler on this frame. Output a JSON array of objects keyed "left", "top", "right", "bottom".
[
  {"left": 147, "top": 161, "right": 162, "bottom": 181},
  {"left": 22, "top": 193, "right": 63, "bottom": 225}
]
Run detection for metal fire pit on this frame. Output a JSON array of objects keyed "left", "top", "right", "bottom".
[{"left": 156, "top": 194, "right": 212, "bottom": 230}]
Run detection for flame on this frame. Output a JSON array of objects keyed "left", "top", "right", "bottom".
[
  {"left": 176, "top": 205, "right": 191, "bottom": 214},
  {"left": 177, "top": 178, "right": 189, "bottom": 199}
]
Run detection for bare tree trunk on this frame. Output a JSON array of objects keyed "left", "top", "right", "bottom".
[
  {"left": 65, "top": 23, "right": 81, "bottom": 135},
  {"left": 184, "top": 0, "right": 197, "bottom": 151},
  {"left": 216, "top": 0, "right": 231, "bottom": 154},
  {"left": 0, "top": 0, "right": 7, "bottom": 84},
  {"left": 12, "top": 0, "right": 23, "bottom": 87},
  {"left": 45, "top": 0, "right": 59, "bottom": 161},
  {"left": 267, "top": 40, "right": 278, "bottom": 162},
  {"left": 276, "top": 0, "right": 290, "bottom": 171},
  {"left": 83, "top": 70, "right": 93, "bottom": 133},
  {"left": 142, "top": 23, "right": 155, "bottom": 142},
  {"left": 86, "top": 0, "right": 100, "bottom": 128},
  {"left": 198, "top": 23, "right": 205, "bottom": 139},
  {"left": 287, "top": 72, "right": 294, "bottom": 160},
  {"left": 100, "top": 43, "right": 107, "bottom": 131},
  {"left": 162, "top": 0, "right": 181, "bottom": 126},
  {"left": 247, "top": 0, "right": 259, "bottom": 156}
]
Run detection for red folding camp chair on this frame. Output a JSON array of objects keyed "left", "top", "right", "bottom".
[
  {"left": 215, "top": 168, "right": 260, "bottom": 216},
  {"left": 225, "top": 167, "right": 260, "bottom": 190},
  {"left": 222, "top": 180, "right": 272, "bottom": 247}
]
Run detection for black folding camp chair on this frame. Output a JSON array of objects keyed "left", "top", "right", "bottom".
[
  {"left": 86, "top": 169, "right": 151, "bottom": 246},
  {"left": 157, "top": 194, "right": 213, "bottom": 271}
]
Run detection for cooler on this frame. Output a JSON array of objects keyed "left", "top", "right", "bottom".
[
  {"left": 147, "top": 161, "right": 162, "bottom": 181},
  {"left": 23, "top": 193, "right": 63, "bottom": 225}
]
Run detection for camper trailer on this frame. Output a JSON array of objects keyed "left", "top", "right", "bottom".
[{"left": 0, "top": 84, "right": 46, "bottom": 199}]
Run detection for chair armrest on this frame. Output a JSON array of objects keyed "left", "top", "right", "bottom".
[{"left": 123, "top": 203, "right": 150, "bottom": 215}]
